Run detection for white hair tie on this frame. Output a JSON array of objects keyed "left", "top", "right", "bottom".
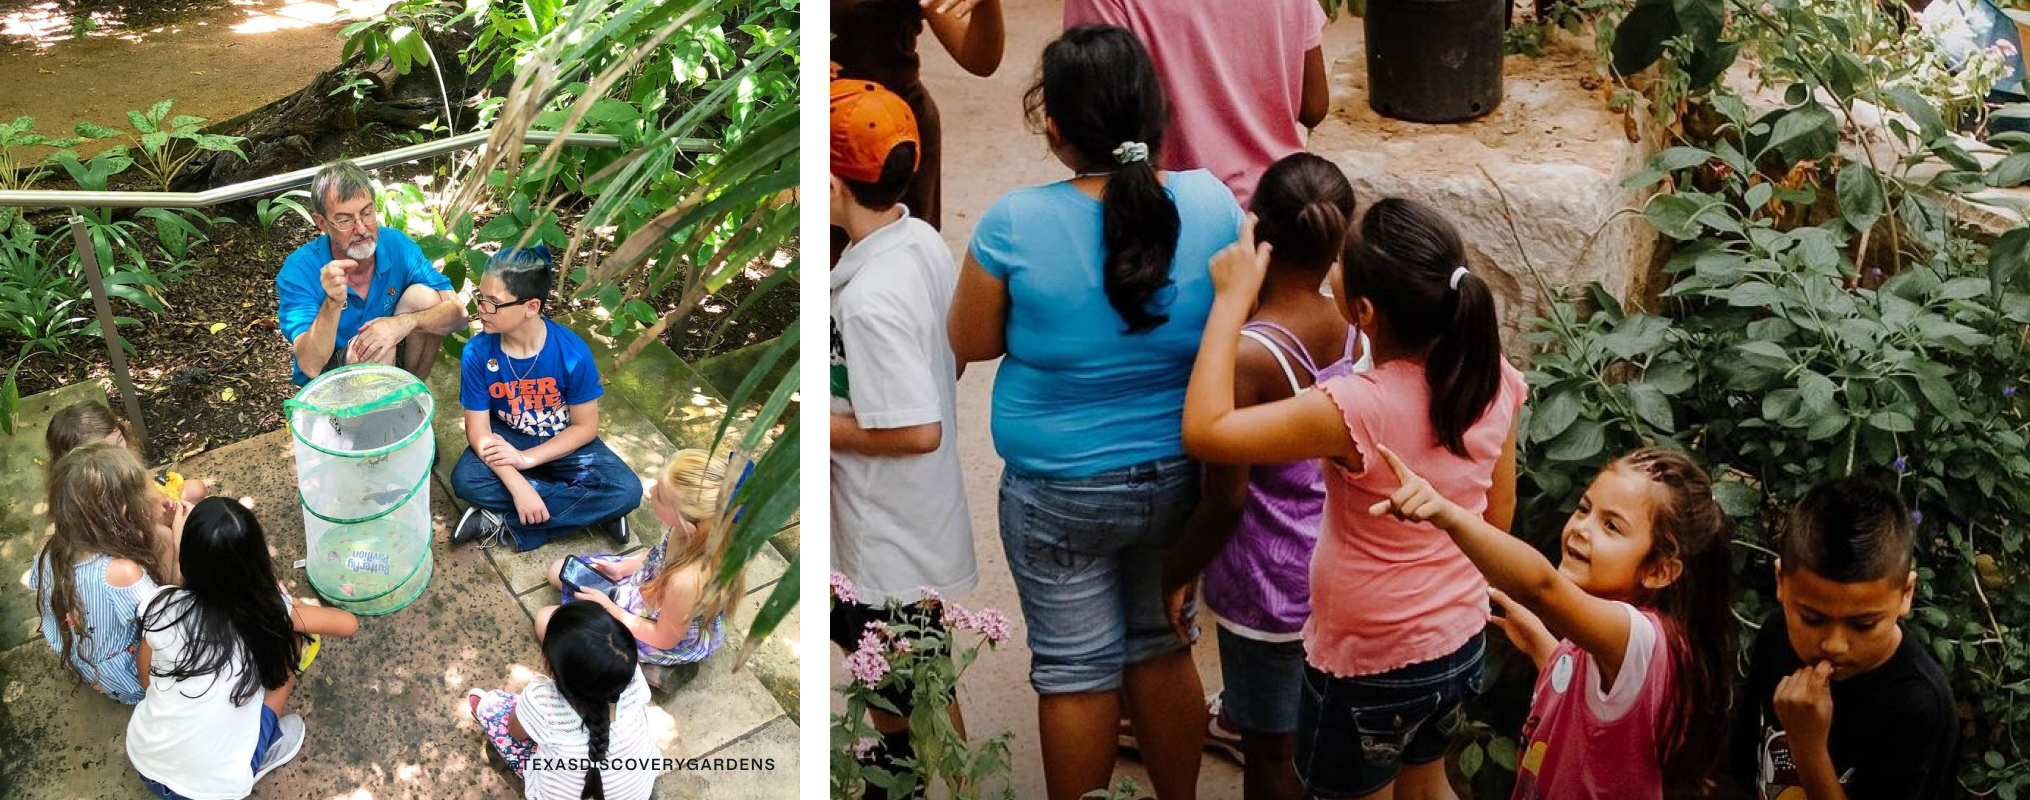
[
  {"left": 1449, "top": 266, "right": 1470, "bottom": 291},
  {"left": 1113, "top": 141, "right": 1150, "bottom": 164}
]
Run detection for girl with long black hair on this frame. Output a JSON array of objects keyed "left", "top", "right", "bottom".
[
  {"left": 126, "top": 497, "right": 359, "bottom": 799},
  {"left": 469, "top": 603, "right": 662, "bottom": 799}
]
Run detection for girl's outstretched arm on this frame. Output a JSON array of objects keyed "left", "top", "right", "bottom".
[
  {"left": 1369, "top": 446, "right": 1636, "bottom": 684},
  {"left": 291, "top": 598, "right": 361, "bottom": 639},
  {"left": 1183, "top": 216, "right": 1355, "bottom": 465}
]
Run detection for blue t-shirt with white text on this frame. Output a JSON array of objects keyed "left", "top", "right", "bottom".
[{"left": 458, "top": 318, "right": 603, "bottom": 440}]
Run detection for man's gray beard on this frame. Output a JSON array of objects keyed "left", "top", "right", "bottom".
[{"left": 343, "top": 239, "right": 377, "bottom": 261}]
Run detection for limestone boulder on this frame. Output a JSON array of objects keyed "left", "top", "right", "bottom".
[{"left": 1311, "top": 31, "right": 1661, "bottom": 355}]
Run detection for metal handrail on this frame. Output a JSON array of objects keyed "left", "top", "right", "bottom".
[
  {"left": 0, "top": 130, "right": 687, "bottom": 208},
  {"left": 0, "top": 128, "right": 653, "bottom": 455}
]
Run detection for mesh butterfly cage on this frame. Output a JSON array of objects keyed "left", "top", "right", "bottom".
[{"left": 286, "top": 363, "right": 436, "bottom": 616}]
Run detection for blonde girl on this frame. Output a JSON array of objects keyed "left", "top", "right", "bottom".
[
  {"left": 29, "top": 441, "right": 186, "bottom": 704},
  {"left": 539, "top": 450, "right": 733, "bottom": 681}
]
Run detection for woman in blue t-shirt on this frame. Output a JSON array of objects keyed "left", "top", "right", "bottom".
[{"left": 947, "top": 24, "right": 1241, "bottom": 800}]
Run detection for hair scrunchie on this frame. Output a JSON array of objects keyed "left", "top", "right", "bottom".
[{"left": 1112, "top": 141, "right": 1150, "bottom": 165}]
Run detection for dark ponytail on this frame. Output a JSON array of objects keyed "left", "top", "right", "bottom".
[
  {"left": 1339, "top": 198, "right": 1502, "bottom": 455},
  {"left": 543, "top": 603, "right": 638, "bottom": 800},
  {"left": 1251, "top": 152, "right": 1355, "bottom": 273},
  {"left": 1026, "top": 24, "right": 1177, "bottom": 333}
]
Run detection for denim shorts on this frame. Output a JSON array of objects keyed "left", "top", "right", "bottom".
[
  {"left": 1296, "top": 634, "right": 1486, "bottom": 799},
  {"left": 1217, "top": 627, "right": 1307, "bottom": 735},
  {"left": 998, "top": 456, "right": 1198, "bottom": 695}
]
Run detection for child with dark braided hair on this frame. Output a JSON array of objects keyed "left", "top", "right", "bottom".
[{"left": 469, "top": 603, "right": 662, "bottom": 799}]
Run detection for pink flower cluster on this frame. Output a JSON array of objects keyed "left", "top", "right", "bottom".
[
  {"left": 831, "top": 570, "right": 858, "bottom": 604},
  {"left": 940, "top": 602, "right": 1012, "bottom": 645},
  {"left": 844, "top": 630, "right": 890, "bottom": 688},
  {"left": 847, "top": 736, "right": 879, "bottom": 760}
]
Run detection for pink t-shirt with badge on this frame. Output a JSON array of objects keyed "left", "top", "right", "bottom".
[
  {"left": 1510, "top": 604, "right": 1676, "bottom": 800},
  {"left": 1307, "top": 359, "right": 1527, "bottom": 677},
  {"left": 1063, "top": 0, "right": 1325, "bottom": 205}
]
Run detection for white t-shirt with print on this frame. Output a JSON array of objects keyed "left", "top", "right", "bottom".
[
  {"left": 518, "top": 669, "right": 661, "bottom": 800},
  {"left": 126, "top": 588, "right": 288, "bottom": 800},
  {"left": 829, "top": 209, "right": 977, "bottom": 605}
]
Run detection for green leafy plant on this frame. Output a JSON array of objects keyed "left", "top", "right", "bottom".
[
  {"left": 76, "top": 100, "right": 247, "bottom": 191},
  {"left": 253, "top": 189, "right": 313, "bottom": 263},
  {"left": 0, "top": 117, "right": 84, "bottom": 236},
  {"left": 135, "top": 207, "right": 232, "bottom": 279},
  {"left": 829, "top": 575, "right": 1015, "bottom": 800},
  {"left": 1478, "top": 0, "right": 2030, "bottom": 795},
  {"left": 0, "top": 117, "right": 83, "bottom": 194}
]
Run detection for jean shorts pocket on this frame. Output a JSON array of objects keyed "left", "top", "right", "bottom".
[
  {"left": 1017, "top": 488, "right": 1137, "bottom": 576},
  {"left": 1348, "top": 692, "right": 1443, "bottom": 766}
]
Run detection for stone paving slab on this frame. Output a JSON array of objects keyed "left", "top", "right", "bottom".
[
  {"left": 770, "top": 517, "right": 800, "bottom": 562},
  {"left": 0, "top": 381, "right": 112, "bottom": 652},
  {"left": 653, "top": 714, "right": 799, "bottom": 800},
  {"left": 725, "top": 578, "right": 802, "bottom": 722},
  {"left": 609, "top": 335, "right": 750, "bottom": 455}
]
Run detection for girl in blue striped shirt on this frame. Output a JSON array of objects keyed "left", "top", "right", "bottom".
[{"left": 31, "top": 441, "right": 184, "bottom": 704}]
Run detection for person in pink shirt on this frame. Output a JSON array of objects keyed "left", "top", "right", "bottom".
[
  {"left": 1372, "top": 446, "right": 1737, "bottom": 800},
  {"left": 1062, "top": 0, "right": 1330, "bottom": 205},
  {"left": 1183, "top": 198, "right": 1521, "bottom": 800}
]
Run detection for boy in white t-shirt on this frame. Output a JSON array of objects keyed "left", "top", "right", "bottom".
[{"left": 827, "top": 76, "right": 978, "bottom": 792}]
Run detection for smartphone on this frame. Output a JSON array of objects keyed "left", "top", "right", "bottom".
[{"left": 559, "top": 556, "right": 619, "bottom": 600}]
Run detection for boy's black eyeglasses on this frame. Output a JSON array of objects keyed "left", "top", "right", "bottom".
[{"left": 477, "top": 296, "right": 537, "bottom": 314}]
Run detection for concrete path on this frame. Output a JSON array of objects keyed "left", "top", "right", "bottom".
[{"left": 2, "top": 316, "right": 798, "bottom": 798}]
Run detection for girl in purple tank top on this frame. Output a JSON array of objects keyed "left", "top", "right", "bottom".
[{"left": 1162, "top": 153, "right": 1363, "bottom": 800}]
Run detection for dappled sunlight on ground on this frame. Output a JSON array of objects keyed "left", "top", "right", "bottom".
[
  {"left": 231, "top": 0, "right": 391, "bottom": 34},
  {"left": 0, "top": 0, "right": 391, "bottom": 49}
]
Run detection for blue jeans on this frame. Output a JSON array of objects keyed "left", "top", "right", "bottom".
[
  {"left": 997, "top": 456, "right": 1198, "bottom": 695},
  {"left": 140, "top": 706, "right": 282, "bottom": 799},
  {"left": 1218, "top": 627, "right": 1307, "bottom": 735},
  {"left": 450, "top": 421, "right": 643, "bottom": 551},
  {"left": 1296, "top": 634, "right": 1486, "bottom": 799}
]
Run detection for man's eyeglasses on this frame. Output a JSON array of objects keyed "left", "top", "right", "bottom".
[
  {"left": 478, "top": 296, "right": 537, "bottom": 315},
  {"left": 326, "top": 206, "right": 378, "bottom": 231}
]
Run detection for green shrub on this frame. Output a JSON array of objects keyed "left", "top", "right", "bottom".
[{"left": 1472, "top": 0, "right": 2030, "bottom": 795}]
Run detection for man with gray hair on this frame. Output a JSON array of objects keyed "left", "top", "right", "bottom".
[{"left": 275, "top": 160, "right": 466, "bottom": 385}]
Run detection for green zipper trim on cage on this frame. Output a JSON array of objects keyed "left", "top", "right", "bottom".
[
  {"left": 282, "top": 383, "right": 426, "bottom": 420},
  {"left": 286, "top": 383, "right": 436, "bottom": 459},
  {"left": 297, "top": 443, "right": 436, "bottom": 525},
  {"left": 286, "top": 362, "right": 430, "bottom": 416}
]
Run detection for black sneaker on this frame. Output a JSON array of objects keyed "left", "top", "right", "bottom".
[
  {"left": 452, "top": 506, "right": 506, "bottom": 546},
  {"left": 595, "top": 515, "right": 630, "bottom": 547}
]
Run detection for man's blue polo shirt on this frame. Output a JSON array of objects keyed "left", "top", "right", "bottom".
[{"left": 276, "top": 228, "right": 453, "bottom": 385}]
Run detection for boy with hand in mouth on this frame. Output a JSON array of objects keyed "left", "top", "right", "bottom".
[{"left": 1730, "top": 476, "right": 1959, "bottom": 800}]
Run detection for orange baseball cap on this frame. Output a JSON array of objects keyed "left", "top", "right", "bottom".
[{"left": 830, "top": 77, "right": 920, "bottom": 184}]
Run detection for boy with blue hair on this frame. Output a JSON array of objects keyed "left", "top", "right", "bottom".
[{"left": 450, "top": 246, "right": 643, "bottom": 551}]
